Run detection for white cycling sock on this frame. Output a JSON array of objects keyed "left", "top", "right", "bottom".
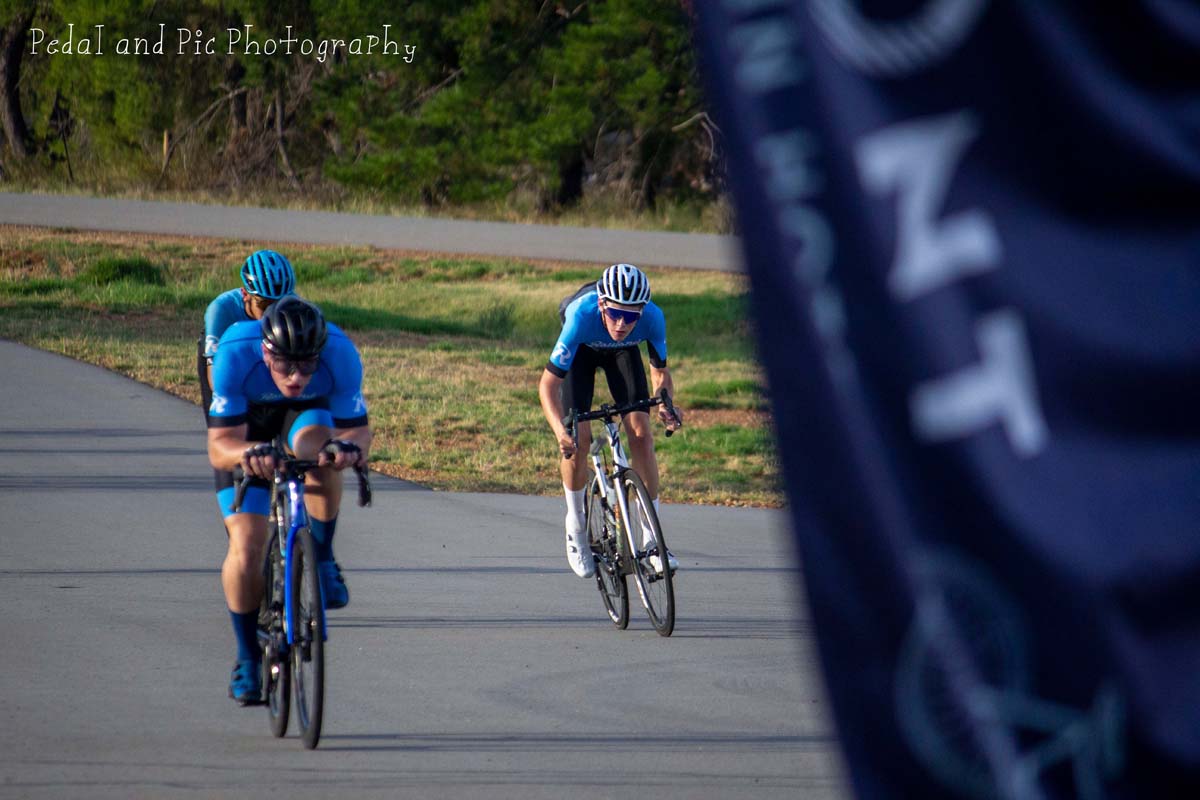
[
  {"left": 642, "top": 496, "right": 661, "bottom": 548},
  {"left": 564, "top": 484, "right": 586, "bottom": 526}
]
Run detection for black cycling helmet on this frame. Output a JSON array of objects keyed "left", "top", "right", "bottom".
[{"left": 260, "top": 296, "right": 327, "bottom": 359}]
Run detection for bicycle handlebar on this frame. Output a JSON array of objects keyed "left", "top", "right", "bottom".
[
  {"left": 561, "top": 389, "right": 682, "bottom": 458},
  {"left": 232, "top": 458, "right": 372, "bottom": 513}
]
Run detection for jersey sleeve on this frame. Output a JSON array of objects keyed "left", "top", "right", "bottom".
[
  {"left": 202, "top": 296, "right": 225, "bottom": 361},
  {"left": 206, "top": 339, "right": 250, "bottom": 428},
  {"left": 644, "top": 303, "right": 668, "bottom": 368},
  {"left": 203, "top": 290, "right": 247, "bottom": 362},
  {"left": 546, "top": 302, "right": 584, "bottom": 378},
  {"left": 328, "top": 337, "right": 369, "bottom": 428}
]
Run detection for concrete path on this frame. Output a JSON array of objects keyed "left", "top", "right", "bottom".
[{"left": 0, "top": 192, "right": 742, "bottom": 271}]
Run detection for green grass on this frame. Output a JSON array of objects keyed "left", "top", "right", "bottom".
[{"left": 0, "top": 226, "right": 778, "bottom": 505}]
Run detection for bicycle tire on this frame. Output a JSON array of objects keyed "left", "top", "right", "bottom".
[
  {"left": 587, "top": 476, "right": 628, "bottom": 629},
  {"left": 623, "top": 470, "right": 675, "bottom": 636},
  {"left": 290, "top": 525, "right": 325, "bottom": 749},
  {"left": 262, "top": 520, "right": 290, "bottom": 737}
]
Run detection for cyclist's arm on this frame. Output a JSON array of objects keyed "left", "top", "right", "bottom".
[
  {"left": 650, "top": 365, "right": 683, "bottom": 428},
  {"left": 324, "top": 332, "right": 373, "bottom": 469},
  {"left": 202, "top": 291, "right": 238, "bottom": 390},
  {"left": 208, "top": 423, "right": 277, "bottom": 479},
  {"left": 325, "top": 424, "right": 373, "bottom": 469},
  {"left": 538, "top": 368, "right": 576, "bottom": 458}
]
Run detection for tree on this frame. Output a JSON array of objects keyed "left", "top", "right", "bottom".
[{"left": 0, "top": 2, "right": 36, "bottom": 161}]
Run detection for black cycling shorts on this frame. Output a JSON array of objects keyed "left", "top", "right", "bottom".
[{"left": 560, "top": 344, "right": 650, "bottom": 416}]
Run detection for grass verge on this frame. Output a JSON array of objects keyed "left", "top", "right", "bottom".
[{"left": 0, "top": 225, "right": 780, "bottom": 506}]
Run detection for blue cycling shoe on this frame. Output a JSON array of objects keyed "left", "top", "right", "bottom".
[
  {"left": 318, "top": 560, "right": 350, "bottom": 609},
  {"left": 229, "top": 659, "right": 262, "bottom": 706}
]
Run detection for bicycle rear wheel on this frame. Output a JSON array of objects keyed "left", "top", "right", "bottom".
[
  {"left": 587, "top": 476, "right": 628, "bottom": 629},
  {"left": 289, "top": 526, "right": 325, "bottom": 749},
  {"left": 623, "top": 470, "right": 674, "bottom": 636},
  {"left": 261, "top": 521, "right": 290, "bottom": 737}
]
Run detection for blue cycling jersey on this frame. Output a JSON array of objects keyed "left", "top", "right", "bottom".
[
  {"left": 202, "top": 289, "right": 252, "bottom": 361},
  {"left": 207, "top": 319, "right": 369, "bottom": 428},
  {"left": 547, "top": 291, "right": 667, "bottom": 377}
]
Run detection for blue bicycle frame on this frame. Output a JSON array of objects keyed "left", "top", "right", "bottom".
[{"left": 277, "top": 473, "right": 327, "bottom": 646}]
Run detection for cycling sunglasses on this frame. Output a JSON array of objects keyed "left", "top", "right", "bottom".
[
  {"left": 245, "top": 293, "right": 274, "bottom": 311},
  {"left": 603, "top": 306, "right": 643, "bottom": 325},
  {"left": 267, "top": 353, "right": 320, "bottom": 376}
]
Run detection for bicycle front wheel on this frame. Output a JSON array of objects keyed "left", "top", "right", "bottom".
[
  {"left": 289, "top": 526, "right": 325, "bottom": 749},
  {"left": 262, "top": 523, "right": 290, "bottom": 737},
  {"left": 587, "top": 476, "right": 628, "bottom": 629},
  {"left": 623, "top": 470, "right": 675, "bottom": 636}
]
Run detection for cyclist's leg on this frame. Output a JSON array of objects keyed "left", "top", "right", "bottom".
[
  {"left": 214, "top": 401, "right": 282, "bottom": 702},
  {"left": 216, "top": 476, "right": 271, "bottom": 703},
  {"left": 285, "top": 407, "right": 341, "bottom": 547},
  {"left": 604, "top": 348, "right": 676, "bottom": 570},
  {"left": 604, "top": 347, "right": 659, "bottom": 498},
  {"left": 284, "top": 406, "right": 350, "bottom": 608},
  {"left": 559, "top": 347, "right": 597, "bottom": 493},
  {"left": 559, "top": 351, "right": 596, "bottom": 578}
]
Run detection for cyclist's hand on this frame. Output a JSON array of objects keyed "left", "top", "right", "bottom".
[
  {"left": 557, "top": 428, "right": 577, "bottom": 459},
  {"left": 659, "top": 404, "right": 683, "bottom": 431},
  {"left": 319, "top": 438, "right": 363, "bottom": 470},
  {"left": 242, "top": 442, "right": 280, "bottom": 480}
]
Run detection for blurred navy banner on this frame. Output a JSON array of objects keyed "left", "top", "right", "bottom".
[{"left": 692, "top": 2, "right": 1200, "bottom": 798}]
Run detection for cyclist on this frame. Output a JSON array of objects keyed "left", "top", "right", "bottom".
[
  {"left": 197, "top": 249, "right": 296, "bottom": 414},
  {"left": 538, "top": 263, "right": 683, "bottom": 579},
  {"left": 207, "top": 296, "right": 372, "bottom": 704}
]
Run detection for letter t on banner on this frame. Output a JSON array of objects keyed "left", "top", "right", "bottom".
[{"left": 692, "top": 1, "right": 1200, "bottom": 797}]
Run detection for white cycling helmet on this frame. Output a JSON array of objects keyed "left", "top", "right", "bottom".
[{"left": 597, "top": 263, "right": 651, "bottom": 306}]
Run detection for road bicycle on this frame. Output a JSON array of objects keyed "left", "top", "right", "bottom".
[
  {"left": 564, "top": 389, "right": 680, "bottom": 637},
  {"left": 233, "top": 441, "right": 371, "bottom": 749}
]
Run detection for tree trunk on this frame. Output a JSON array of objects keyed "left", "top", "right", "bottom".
[
  {"left": 226, "top": 59, "right": 246, "bottom": 137},
  {"left": 552, "top": 150, "right": 585, "bottom": 209},
  {"left": 274, "top": 90, "right": 300, "bottom": 189},
  {"left": 0, "top": 11, "right": 34, "bottom": 160}
]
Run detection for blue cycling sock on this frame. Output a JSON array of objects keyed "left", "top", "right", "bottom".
[
  {"left": 310, "top": 515, "right": 338, "bottom": 563},
  {"left": 230, "top": 610, "right": 259, "bottom": 663}
]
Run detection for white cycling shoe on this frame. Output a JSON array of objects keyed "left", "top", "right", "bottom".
[
  {"left": 647, "top": 548, "right": 679, "bottom": 574},
  {"left": 642, "top": 526, "right": 678, "bottom": 573},
  {"left": 565, "top": 514, "right": 595, "bottom": 579}
]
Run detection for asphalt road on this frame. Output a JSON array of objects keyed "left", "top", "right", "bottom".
[
  {"left": 0, "top": 340, "right": 850, "bottom": 799},
  {"left": 0, "top": 192, "right": 741, "bottom": 271}
]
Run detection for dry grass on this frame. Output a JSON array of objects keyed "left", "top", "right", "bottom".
[{"left": 0, "top": 225, "right": 780, "bottom": 506}]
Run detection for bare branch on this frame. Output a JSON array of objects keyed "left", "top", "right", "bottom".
[{"left": 156, "top": 87, "right": 247, "bottom": 188}]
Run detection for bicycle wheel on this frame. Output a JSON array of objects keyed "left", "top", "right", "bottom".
[
  {"left": 623, "top": 470, "right": 674, "bottom": 636},
  {"left": 587, "top": 476, "right": 628, "bottom": 629},
  {"left": 289, "top": 525, "right": 325, "bottom": 749},
  {"left": 261, "top": 522, "right": 290, "bottom": 737}
]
